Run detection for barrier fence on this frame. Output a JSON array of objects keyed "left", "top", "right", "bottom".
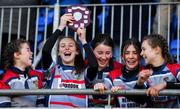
[
  {"left": 0, "top": 89, "right": 179, "bottom": 108},
  {"left": 0, "top": 89, "right": 179, "bottom": 96}
]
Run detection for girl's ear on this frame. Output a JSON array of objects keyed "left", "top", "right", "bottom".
[
  {"left": 154, "top": 46, "right": 161, "bottom": 54},
  {"left": 75, "top": 51, "right": 79, "bottom": 55},
  {"left": 14, "top": 52, "right": 20, "bottom": 59}
]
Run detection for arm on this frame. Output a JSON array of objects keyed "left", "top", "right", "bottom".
[
  {"left": 76, "top": 27, "right": 98, "bottom": 81},
  {"left": 146, "top": 81, "right": 180, "bottom": 97},
  {"left": 84, "top": 44, "right": 98, "bottom": 81},
  {"left": 166, "top": 82, "right": 180, "bottom": 89},
  {"left": 42, "top": 29, "right": 63, "bottom": 69}
]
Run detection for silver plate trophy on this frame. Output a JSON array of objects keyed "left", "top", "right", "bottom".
[{"left": 65, "top": 5, "right": 91, "bottom": 30}]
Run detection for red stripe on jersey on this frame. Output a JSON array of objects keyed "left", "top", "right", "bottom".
[
  {"left": 89, "top": 98, "right": 107, "bottom": 104},
  {"left": 50, "top": 101, "right": 79, "bottom": 108},
  {"left": 62, "top": 80, "right": 85, "bottom": 84},
  {"left": 69, "top": 94, "right": 86, "bottom": 99},
  {"left": 54, "top": 75, "right": 61, "bottom": 78}
]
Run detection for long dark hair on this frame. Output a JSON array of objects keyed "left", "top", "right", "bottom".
[
  {"left": 57, "top": 36, "right": 86, "bottom": 74},
  {"left": 92, "top": 33, "right": 114, "bottom": 49},
  {"left": 143, "top": 34, "right": 173, "bottom": 64},
  {"left": 3, "top": 39, "right": 30, "bottom": 70}
]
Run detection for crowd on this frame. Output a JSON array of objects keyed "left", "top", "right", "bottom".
[{"left": 0, "top": 11, "right": 180, "bottom": 108}]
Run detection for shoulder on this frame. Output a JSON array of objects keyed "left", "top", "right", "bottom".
[
  {"left": 0, "top": 80, "right": 10, "bottom": 89},
  {"left": 29, "top": 69, "right": 44, "bottom": 80},
  {"left": 108, "top": 69, "right": 122, "bottom": 81},
  {"left": 166, "top": 63, "right": 180, "bottom": 77},
  {"left": 1, "top": 70, "right": 19, "bottom": 83}
]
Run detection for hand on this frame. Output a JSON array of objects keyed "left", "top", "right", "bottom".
[
  {"left": 94, "top": 83, "right": 106, "bottom": 94},
  {"left": 59, "top": 13, "right": 74, "bottom": 31},
  {"left": 146, "top": 82, "right": 167, "bottom": 97},
  {"left": 111, "top": 86, "right": 123, "bottom": 93},
  {"left": 77, "top": 27, "right": 87, "bottom": 45},
  {"left": 146, "top": 87, "right": 159, "bottom": 97},
  {"left": 137, "top": 69, "right": 152, "bottom": 86}
]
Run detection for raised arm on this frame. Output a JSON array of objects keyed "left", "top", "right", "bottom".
[{"left": 77, "top": 27, "right": 98, "bottom": 81}]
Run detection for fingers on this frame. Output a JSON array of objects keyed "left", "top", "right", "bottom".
[
  {"left": 94, "top": 83, "right": 106, "bottom": 94},
  {"left": 137, "top": 69, "right": 152, "bottom": 85},
  {"left": 146, "top": 87, "right": 159, "bottom": 97},
  {"left": 77, "top": 27, "right": 87, "bottom": 44},
  {"left": 111, "top": 86, "right": 122, "bottom": 93},
  {"left": 63, "top": 13, "right": 75, "bottom": 23},
  {"left": 77, "top": 27, "right": 85, "bottom": 35}
]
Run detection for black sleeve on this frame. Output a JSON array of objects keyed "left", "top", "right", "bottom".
[
  {"left": 124, "top": 83, "right": 153, "bottom": 107},
  {"left": 83, "top": 44, "right": 98, "bottom": 81},
  {"left": 42, "top": 29, "right": 63, "bottom": 70},
  {"left": 166, "top": 82, "right": 180, "bottom": 89}
]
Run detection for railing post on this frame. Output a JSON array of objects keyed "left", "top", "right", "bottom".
[
  {"left": 53, "top": 3, "right": 60, "bottom": 32},
  {"left": 105, "top": 94, "right": 112, "bottom": 109}
]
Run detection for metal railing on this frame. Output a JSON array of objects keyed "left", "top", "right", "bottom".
[
  {"left": 0, "top": 89, "right": 179, "bottom": 108},
  {"left": 0, "top": 89, "right": 179, "bottom": 96}
]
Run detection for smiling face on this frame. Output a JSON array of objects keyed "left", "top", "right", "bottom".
[
  {"left": 141, "top": 40, "right": 157, "bottom": 65},
  {"left": 58, "top": 38, "right": 78, "bottom": 66},
  {"left": 93, "top": 44, "right": 112, "bottom": 70},
  {"left": 122, "top": 44, "right": 140, "bottom": 70},
  {"left": 14, "top": 43, "right": 33, "bottom": 69}
]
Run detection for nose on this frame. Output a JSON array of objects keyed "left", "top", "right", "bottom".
[
  {"left": 65, "top": 46, "right": 70, "bottom": 50},
  {"left": 101, "top": 54, "right": 107, "bottom": 60},
  {"left": 140, "top": 51, "right": 143, "bottom": 56},
  {"left": 129, "top": 53, "right": 134, "bottom": 58}
]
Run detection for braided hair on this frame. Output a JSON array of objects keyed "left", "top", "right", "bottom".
[{"left": 143, "top": 34, "right": 173, "bottom": 64}]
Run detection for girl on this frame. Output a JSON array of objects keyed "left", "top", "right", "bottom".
[
  {"left": 0, "top": 39, "right": 44, "bottom": 107},
  {"left": 42, "top": 14, "right": 98, "bottom": 108},
  {"left": 136, "top": 34, "right": 180, "bottom": 108},
  {"left": 87, "top": 33, "right": 122, "bottom": 107}
]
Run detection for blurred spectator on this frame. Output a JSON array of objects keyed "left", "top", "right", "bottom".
[{"left": 152, "top": 0, "right": 180, "bottom": 40}]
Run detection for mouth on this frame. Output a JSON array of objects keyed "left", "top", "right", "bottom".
[
  {"left": 29, "top": 57, "right": 33, "bottom": 60},
  {"left": 127, "top": 60, "right": 137, "bottom": 65},
  {"left": 143, "top": 55, "right": 147, "bottom": 60},
  {"left": 64, "top": 52, "right": 72, "bottom": 57},
  {"left": 99, "top": 59, "right": 107, "bottom": 65}
]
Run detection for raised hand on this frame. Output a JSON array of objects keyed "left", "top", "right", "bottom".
[
  {"left": 77, "top": 27, "right": 87, "bottom": 45},
  {"left": 137, "top": 69, "right": 152, "bottom": 86},
  {"left": 59, "top": 13, "right": 74, "bottom": 31}
]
